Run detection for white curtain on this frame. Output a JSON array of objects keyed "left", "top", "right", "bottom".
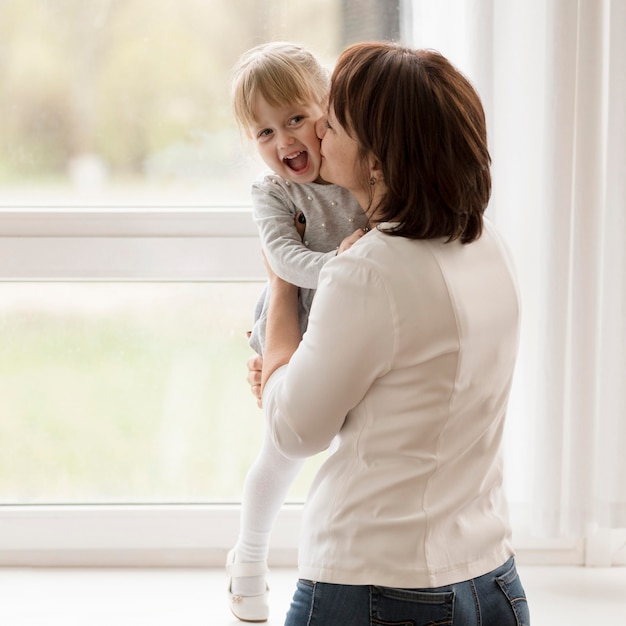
[{"left": 406, "top": 0, "right": 626, "bottom": 539}]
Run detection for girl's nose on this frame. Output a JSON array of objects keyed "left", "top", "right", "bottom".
[
  {"left": 316, "top": 116, "right": 328, "bottom": 139},
  {"left": 277, "top": 130, "right": 295, "bottom": 147}
]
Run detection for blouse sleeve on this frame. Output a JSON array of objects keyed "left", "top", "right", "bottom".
[
  {"left": 252, "top": 181, "right": 335, "bottom": 289},
  {"left": 262, "top": 251, "right": 395, "bottom": 458}
]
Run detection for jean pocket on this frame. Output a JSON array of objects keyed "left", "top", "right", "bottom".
[
  {"left": 371, "top": 586, "right": 454, "bottom": 626},
  {"left": 495, "top": 563, "right": 531, "bottom": 626}
]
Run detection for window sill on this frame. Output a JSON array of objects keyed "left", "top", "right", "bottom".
[{"left": 0, "top": 503, "right": 302, "bottom": 567}]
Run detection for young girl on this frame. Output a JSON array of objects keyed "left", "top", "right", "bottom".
[{"left": 228, "top": 42, "right": 368, "bottom": 622}]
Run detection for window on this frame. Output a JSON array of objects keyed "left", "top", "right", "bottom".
[{"left": 0, "top": 0, "right": 404, "bottom": 564}]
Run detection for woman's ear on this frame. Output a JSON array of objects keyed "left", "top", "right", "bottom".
[{"left": 368, "top": 156, "right": 384, "bottom": 185}]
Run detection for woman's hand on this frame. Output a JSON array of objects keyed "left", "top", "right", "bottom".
[{"left": 247, "top": 354, "right": 264, "bottom": 408}]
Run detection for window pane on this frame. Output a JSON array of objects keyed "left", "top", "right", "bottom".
[
  {"left": 0, "top": 282, "right": 324, "bottom": 503},
  {"left": 0, "top": 0, "right": 347, "bottom": 207}
]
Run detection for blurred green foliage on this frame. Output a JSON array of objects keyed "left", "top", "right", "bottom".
[
  {"left": 0, "top": 282, "right": 324, "bottom": 503},
  {"left": 0, "top": 0, "right": 341, "bottom": 186}
]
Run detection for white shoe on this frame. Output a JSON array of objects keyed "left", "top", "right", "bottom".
[{"left": 226, "top": 548, "right": 270, "bottom": 623}]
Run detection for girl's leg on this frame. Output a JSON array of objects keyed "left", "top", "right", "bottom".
[{"left": 231, "top": 431, "right": 304, "bottom": 596}]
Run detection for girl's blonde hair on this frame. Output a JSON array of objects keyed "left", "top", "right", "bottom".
[{"left": 231, "top": 42, "right": 329, "bottom": 133}]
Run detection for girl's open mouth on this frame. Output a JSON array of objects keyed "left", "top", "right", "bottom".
[{"left": 283, "top": 150, "right": 309, "bottom": 174}]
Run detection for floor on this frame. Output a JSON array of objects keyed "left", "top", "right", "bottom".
[{"left": 0, "top": 565, "right": 624, "bottom": 625}]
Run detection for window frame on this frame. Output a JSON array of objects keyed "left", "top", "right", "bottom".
[
  {"left": 0, "top": 503, "right": 303, "bottom": 567},
  {"left": 0, "top": 208, "right": 263, "bottom": 281}
]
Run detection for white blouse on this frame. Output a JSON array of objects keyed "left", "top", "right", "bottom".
[{"left": 263, "top": 219, "right": 521, "bottom": 588}]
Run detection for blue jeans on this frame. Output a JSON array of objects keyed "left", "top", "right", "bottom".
[{"left": 283, "top": 557, "right": 530, "bottom": 626}]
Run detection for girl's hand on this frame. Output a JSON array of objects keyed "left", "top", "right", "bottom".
[
  {"left": 294, "top": 211, "right": 306, "bottom": 241},
  {"left": 337, "top": 227, "right": 368, "bottom": 254}
]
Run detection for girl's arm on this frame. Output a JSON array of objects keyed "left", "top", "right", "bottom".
[{"left": 253, "top": 183, "right": 335, "bottom": 288}]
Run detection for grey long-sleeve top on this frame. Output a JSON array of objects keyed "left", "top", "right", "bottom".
[{"left": 248, "top": 172, "right": 368, "bottom": 355}]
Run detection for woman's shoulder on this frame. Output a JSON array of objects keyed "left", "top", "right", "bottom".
[
  {"left": 326, "top": 227, "right": 401, "bottom": 278},
  {"left": 332, "top": 226, "right": 448, "bottom": 286}
]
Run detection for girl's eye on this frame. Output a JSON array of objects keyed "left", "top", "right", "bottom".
[
  {"left": 257, "top": 128, "right": 272, "bottom": 139},
  {"left": 289, "top": 115, "right": 304, "bottom": 125}
]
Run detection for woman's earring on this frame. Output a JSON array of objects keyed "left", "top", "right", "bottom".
[{"left": 369, "top": 176, "right": 376, "bottom": 186}]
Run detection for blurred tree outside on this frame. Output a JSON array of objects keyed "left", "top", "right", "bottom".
[{"left": 0, "top": 0, "right": 343, "bottom": 205}]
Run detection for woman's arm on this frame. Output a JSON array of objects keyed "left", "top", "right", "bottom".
[
  {"left": 260, "top": 265, "right": 301, "bottom": 392},
  {"left": 261, "top": 250, "right": 395, "bottom": 459}
]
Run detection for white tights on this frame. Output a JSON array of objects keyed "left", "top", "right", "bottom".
[{"left": 232, "top": 431, "right": 304, "bottom": 596}]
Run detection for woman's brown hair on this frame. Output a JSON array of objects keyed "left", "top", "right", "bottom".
[{"left": 329, "top": 42, "right": 491, "bottom": 243}]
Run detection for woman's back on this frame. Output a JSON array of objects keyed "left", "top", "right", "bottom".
[{"left": 265, "top": 219, "right": 520, "bottom": 588}]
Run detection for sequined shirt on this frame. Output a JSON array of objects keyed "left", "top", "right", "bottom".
[{"left": 249, "top": 172, "right": 368, "bottom": 355}]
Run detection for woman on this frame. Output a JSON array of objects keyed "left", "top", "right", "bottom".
[{"left": 253, "top": 41, "right": 530, "bottom": 626}]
